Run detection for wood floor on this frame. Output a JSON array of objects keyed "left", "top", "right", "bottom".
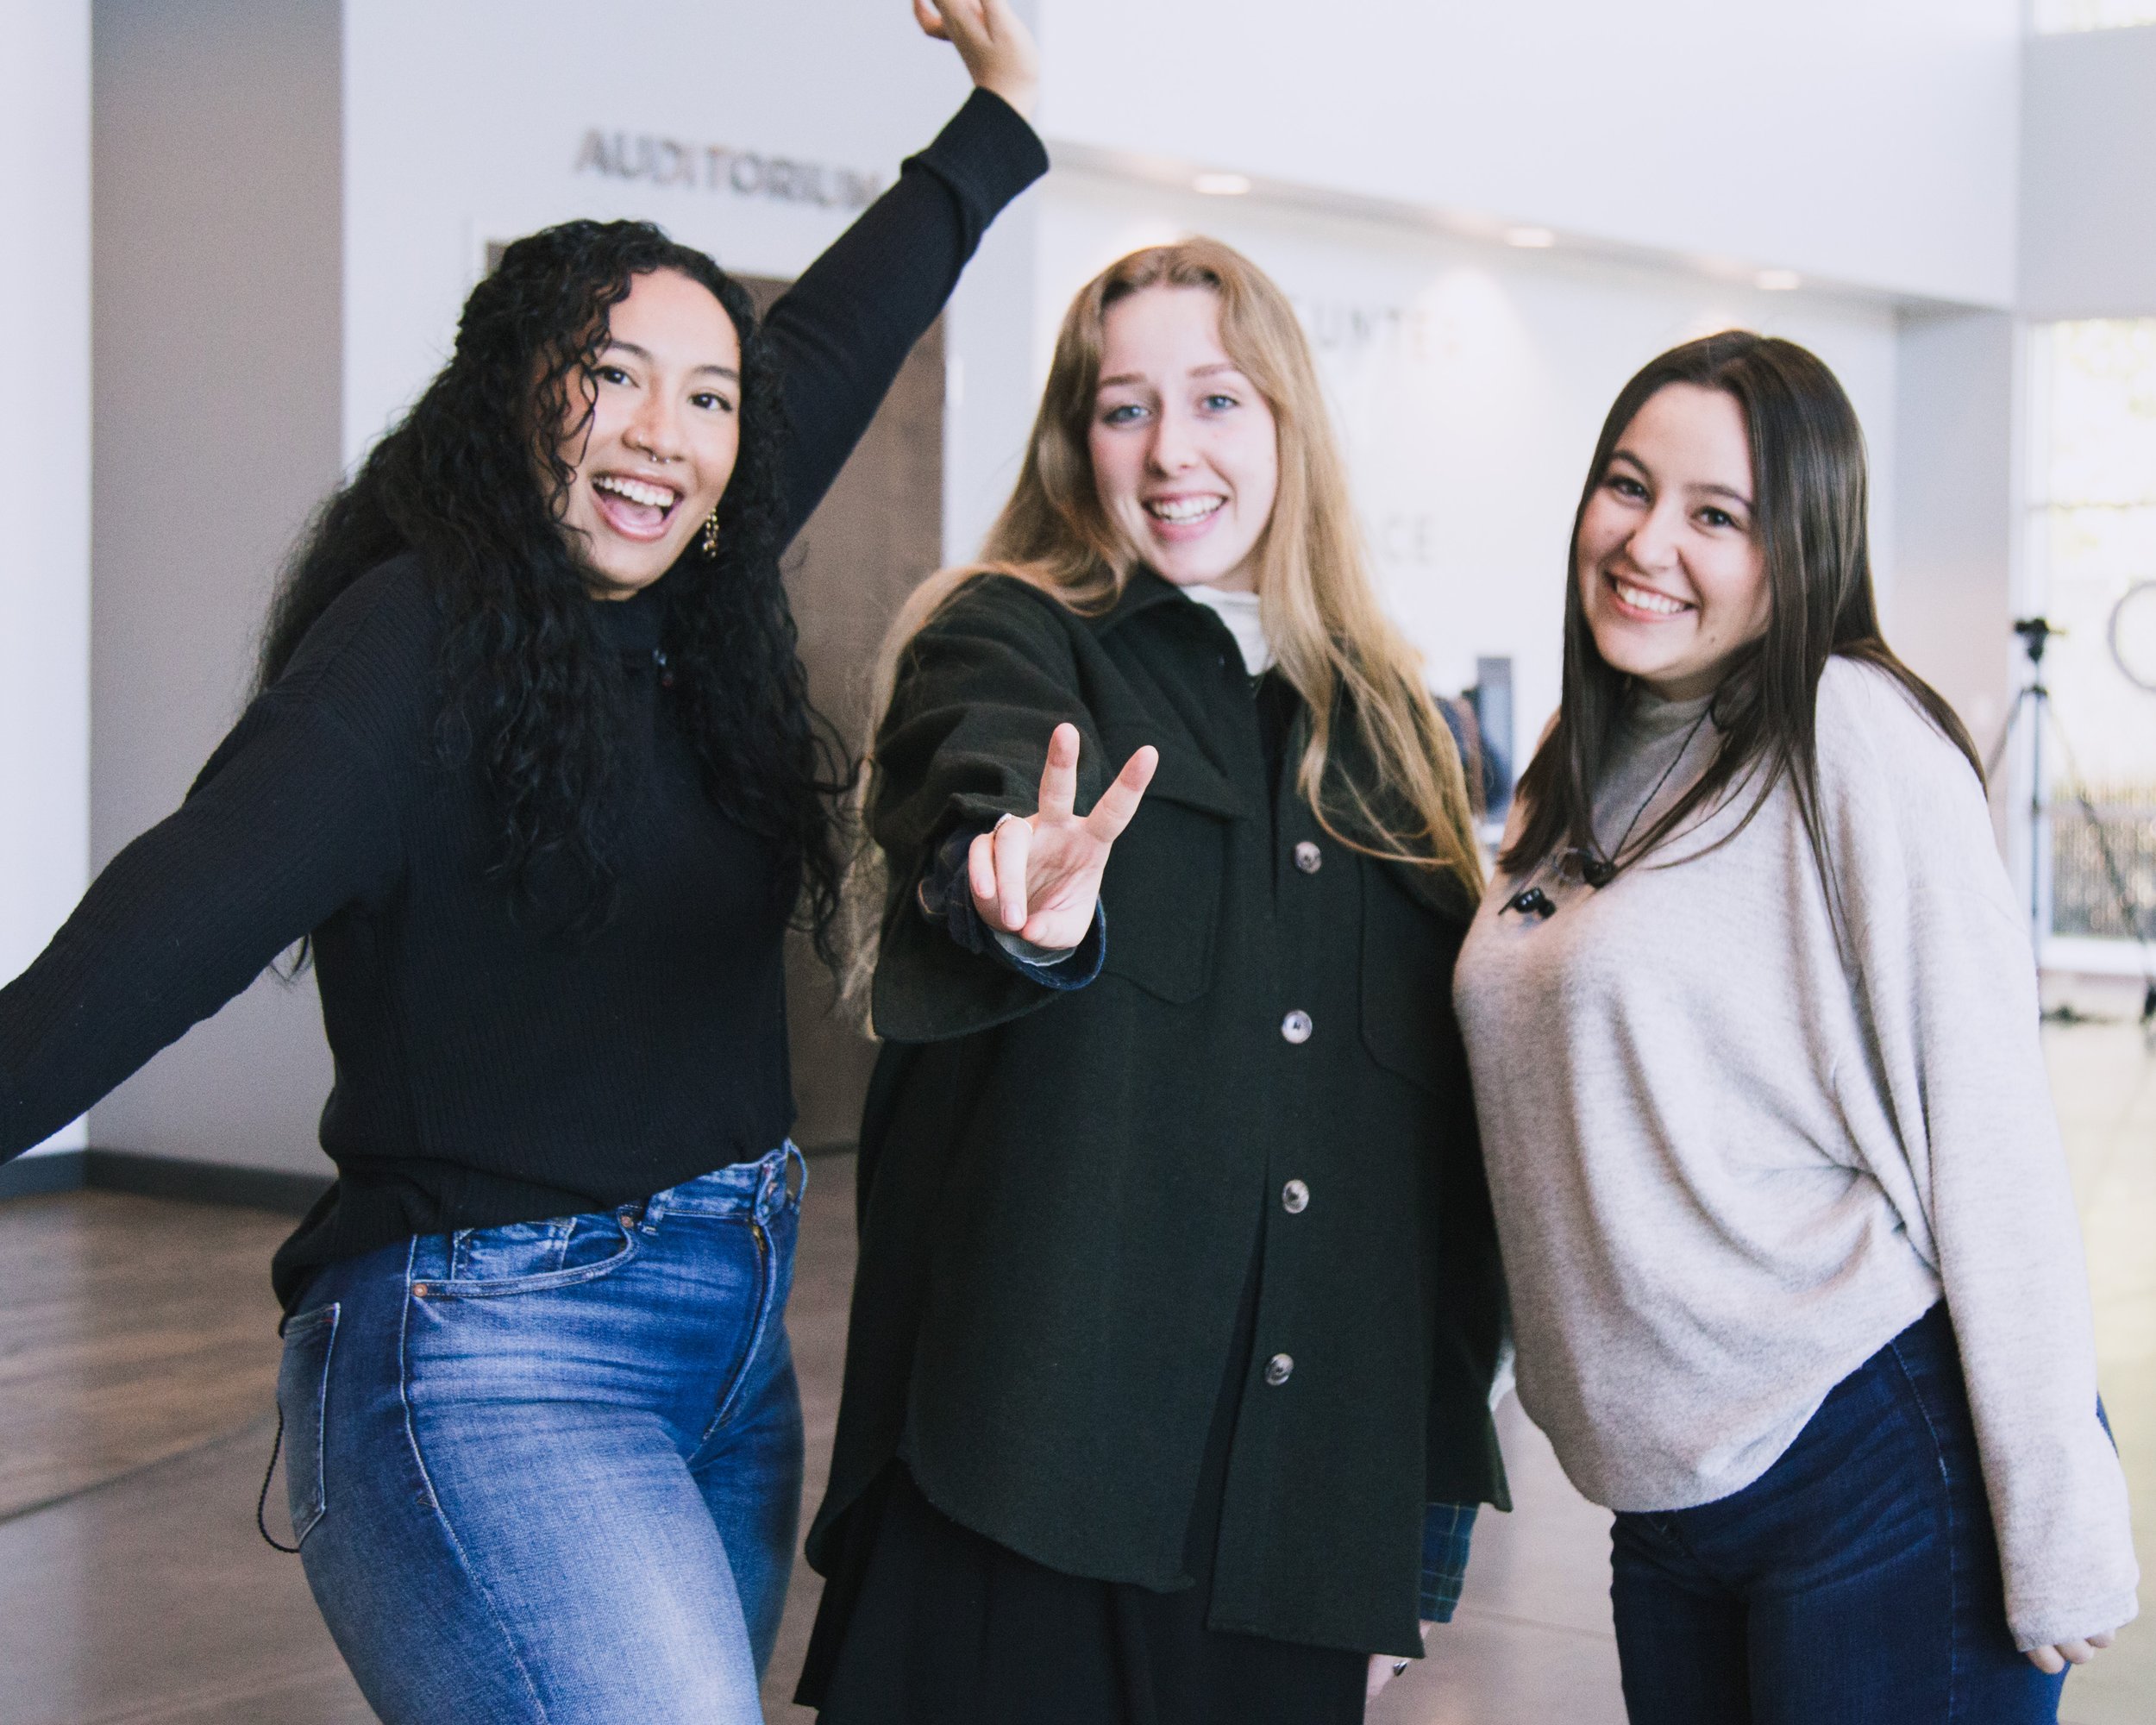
[
  {"left": 1, "top": 1021, "right": 2150, "bottom": 1723},
  {"left": 0, "top": 1192, "right": 289, "bottom": 1522}
]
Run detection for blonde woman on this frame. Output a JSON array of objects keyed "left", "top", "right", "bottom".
[{"left": 794, "top": 241, "right": 1508, "bottom": 1723}]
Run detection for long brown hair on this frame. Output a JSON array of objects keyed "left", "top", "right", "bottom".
[
  {"left": 870, "top": 238, "right": 1482, "bottom": 899},
  {"left": 1503, "top": 330, "right": 1980, "bottom": 910}
]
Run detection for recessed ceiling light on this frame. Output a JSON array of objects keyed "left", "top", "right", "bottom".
[
  {"left": 1504, "top": 226, "right": 1557, "bottom": 249},
  {"left": 1194, "top": 172, "right": 1252, "bottom": 197},
  {"left": 1756, "top": 268, "right": 1802, "bottom": 292}
]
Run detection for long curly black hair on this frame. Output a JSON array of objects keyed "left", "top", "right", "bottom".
[{"left": 259, "top": 220, "right": 849, "bottom": 958}]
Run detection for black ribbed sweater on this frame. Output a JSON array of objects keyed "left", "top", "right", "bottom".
[{"left": 0, "top": 91, "right": 1046, "bottom": 1307}]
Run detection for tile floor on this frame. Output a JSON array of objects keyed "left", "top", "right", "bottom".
[{"left": 0, "top": 1019, "right": 2148, "bottom": 1723}]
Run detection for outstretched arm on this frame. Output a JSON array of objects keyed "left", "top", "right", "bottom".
[
  {"left": 0, "top": 695, "right": 400, "bottom": 1161},
  {"left": 868, "top": 578, "right": 1173, "bottom": 1039},
  {"left": 763, "top": 1, "right": 1049, "bottom": 541}
]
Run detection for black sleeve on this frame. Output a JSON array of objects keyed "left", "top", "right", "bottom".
[
  {"left": 0, "top": 696, "right": 403, "bottom": 1160},
  {"left": 870, "top": 579, "right": 1106, "bottom": 860},
  {"left": 763, "top": 89, "right": 1049, "bottom": 543},
  {"left": 865, "top": 579, "right": 1112, "bottom": 1042}
]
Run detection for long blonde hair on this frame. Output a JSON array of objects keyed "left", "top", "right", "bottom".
[{"left": 856, "top": 240, "right": 1482, "bottom": 978}]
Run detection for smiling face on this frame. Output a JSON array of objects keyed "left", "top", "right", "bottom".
[
  {"left": 556, "top": 267, "right": 743, "bottom": 594},
  {"left": 1576, "top": 382, "right": 1770, "bottom": 699},
  {"left": 1087, "top": 285, "right": 1280, "bottom": 593}
]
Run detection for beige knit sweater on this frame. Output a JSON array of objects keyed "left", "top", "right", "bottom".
[{"left": 1454, "top": 657, "right": 2139, "bottom": 1651}]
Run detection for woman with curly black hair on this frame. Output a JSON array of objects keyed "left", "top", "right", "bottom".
[{"left": 0, "top": 5, "right": 1044, "bottom": 1720}]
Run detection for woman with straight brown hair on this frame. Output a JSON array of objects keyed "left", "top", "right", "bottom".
[
  {"left": 794, "top": 238, "right": 1510, "bottom": 1722},
  {"left": 1456, "top": 331, "right": 2137, "bottom": 1723}
]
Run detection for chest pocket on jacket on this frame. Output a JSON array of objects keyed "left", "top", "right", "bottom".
[
  {"left": 1095, "top": 745, "right": 1239, "bottom": 1005},
  {"left": 1360, "top": 860, "right": 1471, "bottom": 1094}
]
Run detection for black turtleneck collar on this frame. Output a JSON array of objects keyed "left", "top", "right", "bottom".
[{"left": 590, "top": 578, "right": 667, "bottom": 656}]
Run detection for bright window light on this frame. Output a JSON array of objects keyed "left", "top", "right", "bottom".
[
  {"left": 2032, "top": 0, "right": 2156, "bottom": 30},
  {"left": 1503, "top": 227, "right": 1557, "bottom": 249},
  {"left": 1193, "top": 172, "right": 1252, "bottom": 197},
  {"left": 1755, "top": 268, "right": 1802, "bottom": 292},
  {"left": 2025, "top": 320, "right": 2156, "bottom": 942}
]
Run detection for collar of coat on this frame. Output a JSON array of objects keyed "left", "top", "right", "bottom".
[
  {"left": 1094, "top": 564, "right": 1207, "bottom": 635},
  {"left": 1083, "top": 568, "right": 1478, "bottom": 926}
]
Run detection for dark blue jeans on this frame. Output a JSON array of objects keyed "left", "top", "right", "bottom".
[
  {"left": 277, "top": 1145, "right": 805, "bottom": 1725},
  {"left": 1609, "top": 1303, "right": 2067, "bottom": 1724}
]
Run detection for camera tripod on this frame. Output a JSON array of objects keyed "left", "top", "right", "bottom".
[{"left": 1984, "top": 618, "right": 2156, "bottom": 1027}]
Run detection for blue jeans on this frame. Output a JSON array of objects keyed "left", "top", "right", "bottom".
[
  {"left": 277, "top": 1145, "right": 806, "bottom": 1725},
  {"left": 1609, "top": 1303, "right": 2068, "bottom": 1725}
]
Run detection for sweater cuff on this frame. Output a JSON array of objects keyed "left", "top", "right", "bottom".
[
  {"left": 1419, "top": 1502, "right": 1479, "bottom": 1623},
  {"left": 2012, "top": 1584, "right": 2140, "bottom": 1654},
  {"left": 908, "top": 88, "right": 1050, "bottom": 223}
]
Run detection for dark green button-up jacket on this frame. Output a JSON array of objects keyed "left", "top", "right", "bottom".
[{"left": 805, "top": 570, "right": 1508, "bottom": 1658}]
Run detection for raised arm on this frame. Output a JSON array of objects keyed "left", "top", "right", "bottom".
[
  {"left": 762, "top": 0, "right": 1049, "bottom": 542},
  {"left": 0, "top": 693, "right": 401, "bottom": 1160}
]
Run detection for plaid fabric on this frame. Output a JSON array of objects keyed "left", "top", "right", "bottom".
[{"left": 1419, "top": 1502, "right": 1480, "bottom": 1622}]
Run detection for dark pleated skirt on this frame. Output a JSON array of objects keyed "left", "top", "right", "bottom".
[{"left": 797, "top": 1245, "right": 1365, "bottom": 1725}]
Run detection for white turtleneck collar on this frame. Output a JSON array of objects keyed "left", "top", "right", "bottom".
[{"left": 1184, "top": 584, "right": 1275, "bottom": 675}]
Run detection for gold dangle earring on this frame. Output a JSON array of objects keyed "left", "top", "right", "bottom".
[{"left": 700, "top": 505, "right": 722, "bottom": 559}]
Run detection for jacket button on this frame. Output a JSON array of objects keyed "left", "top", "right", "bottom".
[
  {"left": 1294, "top": 840, "right": 1322, "bottom": 874},
  {"left": 1282, "top": 1179, "right": 1310, "bottom": 1214},
  {"left": 1281, "top": 1010, "right": 1313, "bottom": 1044},
  {"left": 1265, "top": 1352, "right": 1294, "bottom": 1387}
]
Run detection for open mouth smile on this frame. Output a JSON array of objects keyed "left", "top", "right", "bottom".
[
  {"left": 1143, "top": 494, "right": 1227, "bottom": 538},
  {"left": 1607, "top": 574, "right": 1694, "bottom": 619},
  {"left": 592, "top": 473, "right": 685, "bottom": 542}
]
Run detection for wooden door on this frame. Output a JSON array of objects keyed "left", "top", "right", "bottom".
[{"left": 741, "top": 276, "right": 945, "bottom": 1153}]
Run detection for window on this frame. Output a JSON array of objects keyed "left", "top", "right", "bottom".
[
  {"left": 2033, "top": 0, "right": 2156, "bottom": 32},
  {"left": 2026, "top": 321, "right": 2156, "bottom": 951}
]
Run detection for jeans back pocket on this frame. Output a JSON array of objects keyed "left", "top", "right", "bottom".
[{"left": 275, "top": 1303, "right": 340, "bottom": 1547}]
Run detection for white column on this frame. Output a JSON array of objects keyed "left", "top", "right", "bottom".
[
  {"left": 1891, "top": 308, "right": 2020, "bottom": 763},
  {"left": 941, "top": 0, "right": 1045, "bottom": 567},
  {"left": 0, "top": 0, "right": 93, "bottom": 1157}
]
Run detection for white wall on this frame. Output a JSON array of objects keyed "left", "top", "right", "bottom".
[
  {"left": 2021, "top": 23, "right": 2156, "bottom": 318},
  {"left": 342, "top": 0, "right": 992, "bottom": 466},
  {"left": 0, "top": 0, "right": 93, "bottom": 1158},
  {"left": 1037, "top": 0, "right": 2023, "bottom": 310},
  {"left": 88, "top": 0, "right": 346, "bottom": 1174},
  {"left": 1891, "top": 310, "right": 2019, "bottom": 789},
  {"left": 1008, "top": 173, "right": 1902, "bottom": 741}
]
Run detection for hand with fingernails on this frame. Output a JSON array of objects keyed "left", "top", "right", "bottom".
[
  {"left": 968, "top": 724, "right": 1157, "bottom": 953},
  {"left": 913, "top": 0, "right": 1040, "bottom": 120}
]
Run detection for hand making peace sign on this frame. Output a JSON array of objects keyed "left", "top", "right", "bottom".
[{"left": 968, "top": 724, "right": 1158, "bottom": 954}]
